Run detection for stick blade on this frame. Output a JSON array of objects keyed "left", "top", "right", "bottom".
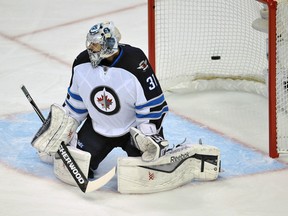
[{"left": 85, "top": 167, "right": 116, "bottom": 193}]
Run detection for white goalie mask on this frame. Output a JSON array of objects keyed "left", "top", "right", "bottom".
[{"left": 86, "top": 21, "right": 121, "bottom": 67}]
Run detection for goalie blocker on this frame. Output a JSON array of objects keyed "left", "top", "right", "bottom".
[{"left": 117, "top": 144, "right": 220, "bottom": 194}]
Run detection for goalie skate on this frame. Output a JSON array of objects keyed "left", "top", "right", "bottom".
[{"left": 117, "top": 144, "right": 220, "bottom": 194}]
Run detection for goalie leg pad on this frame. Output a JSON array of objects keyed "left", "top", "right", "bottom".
[
  {"left": 117, "top": 144, "right": 220, "bottom": 194},
  {"left": 32, "top": 104, "right": 79, "bottom": 154},
  {"left": 54, "top": 146, "right": 91, "bottom": 186}
]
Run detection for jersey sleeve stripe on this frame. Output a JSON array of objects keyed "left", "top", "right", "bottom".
[
  {"left": 135, "top": 94, "right": 165, "bottom": 110},
  {"left": 68, "top": 87, "right": 83, "bottom": 101},
  {"left": 136, "top": 106, "right": 168, "bottom": 119},
  {"left": 65, "top": 99, "right": 88, "bottom": 114}
]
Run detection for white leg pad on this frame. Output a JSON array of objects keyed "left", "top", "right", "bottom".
[
  {"left": 53, "top": 146, "right": 91, "bottom": 186},
  {"left": 117, "top": 144, "right": 220, "bottom": 194}
]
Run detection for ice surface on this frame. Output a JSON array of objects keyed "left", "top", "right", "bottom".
[{"left": 1, "top": 1, "right": 288, "bottom": 216}]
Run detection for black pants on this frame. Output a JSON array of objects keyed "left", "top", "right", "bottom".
[{"left": 76, "top": 117, "right": 141, "bottom": 171}]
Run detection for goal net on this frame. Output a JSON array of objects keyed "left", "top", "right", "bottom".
[{"left": 148, "top": 0, "right": 288, "bottom": 158}]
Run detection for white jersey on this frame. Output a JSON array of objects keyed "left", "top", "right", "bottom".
[{"left": 63, "top": 44, "right": 168, "bottom": 137}]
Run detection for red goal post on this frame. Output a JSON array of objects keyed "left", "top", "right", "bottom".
[{"left": 148, "top": 0, "right": 288, "bottom": 158}]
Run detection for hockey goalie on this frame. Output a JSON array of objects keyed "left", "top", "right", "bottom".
[{"left": 30, "top": 21, "right": 221, "bottom": 194}]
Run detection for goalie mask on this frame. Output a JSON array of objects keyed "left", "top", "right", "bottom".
[{"left": 86, "top": 21, "right": 121, "bottom": 67}]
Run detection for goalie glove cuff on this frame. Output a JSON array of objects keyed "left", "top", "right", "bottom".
[{"left": 138, "top": 123, "right": 157, "bottom": 135}]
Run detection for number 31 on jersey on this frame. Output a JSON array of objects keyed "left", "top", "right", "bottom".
[{"left": 147, "top": 74, "right": 158, "bottom": 90}]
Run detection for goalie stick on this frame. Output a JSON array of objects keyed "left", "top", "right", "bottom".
[{"left": 21, "top": 85, "right": 116, "bottom": 193}]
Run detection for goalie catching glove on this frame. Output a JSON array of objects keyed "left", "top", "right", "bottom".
[
  {"left": 31, "top": 104, "right": 79, "bottom": 154},
  {"left": 130, "top": 123, "right": 169, "bottom": 162}
]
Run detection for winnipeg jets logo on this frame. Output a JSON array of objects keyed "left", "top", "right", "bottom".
[
  {"left": 97, "top": 92, "right": 113, "bottom": 111},
  {"left": 90, "top": 86, "right": 120, "bottom": 115},
  {"left": 137, "top": 59, "right": 149, "bottom": 71}
]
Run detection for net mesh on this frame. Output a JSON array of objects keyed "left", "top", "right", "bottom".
[
  {"left": 154, "top": 0, "right": 268, "bottom": 92},
  {"left": 152, "top": 0, "right": 288, "bottom": 155}
]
